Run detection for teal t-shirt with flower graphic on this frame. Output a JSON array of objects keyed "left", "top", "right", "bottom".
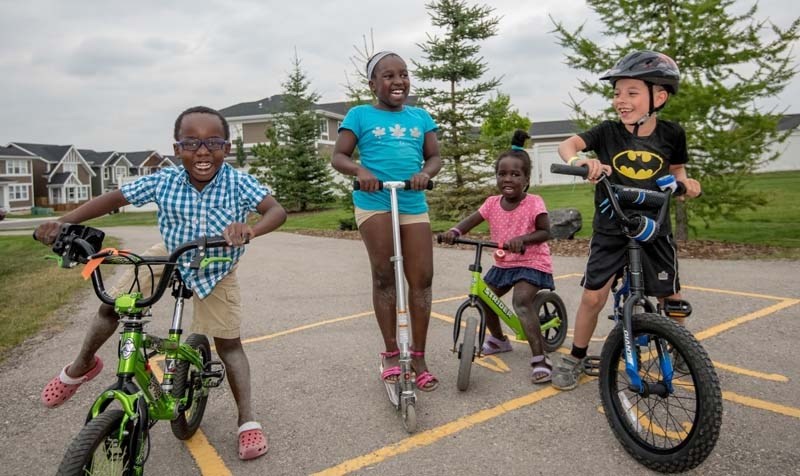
[{"left": 339, "top": 105, "right": 438, "bottom": 214}]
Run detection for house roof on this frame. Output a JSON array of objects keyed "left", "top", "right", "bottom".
[
  {"left": 11, "top": 143, "right": 72, "bottom": 162},
  {"left": 78, "top": 149, "right": 117, "bottom": 166},
  {"left": 124, "top": 151, "right": 158, "bottom": 166},
  {"left": 778, "top": 113, "right": 800, "bottom": 131},
  {"left": 49, "top": 172, "right": 73, "bottom": 185},
  {"left": 220, "top": 94, "right": 419, "bottom": 119},
  {"left": 529, "top": 120, "right": 579, "bottom": 138},
  {"left": 0, "top": 145, "right": 35, "bottom": 158}
]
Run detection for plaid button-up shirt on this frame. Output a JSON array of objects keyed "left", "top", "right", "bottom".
[{"left": 121, "top": 163, "right": 270, "bottom": 298}]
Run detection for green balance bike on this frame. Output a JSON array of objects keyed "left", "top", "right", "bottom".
[{"left": 438, "top": 235, "right": 568, "bottom": 391}]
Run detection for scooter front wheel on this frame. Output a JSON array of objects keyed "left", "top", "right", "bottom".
[{"left": 402, "top": 400, "right": 417, "bottom": 433}]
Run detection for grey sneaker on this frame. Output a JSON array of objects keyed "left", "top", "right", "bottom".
[{"left": 551, "top": 353, "right": 584, "bottom": 391}]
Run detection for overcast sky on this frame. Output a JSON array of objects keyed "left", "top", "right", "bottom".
[{"left": 1, "top": 0, "right": 798, "bottom": 155}]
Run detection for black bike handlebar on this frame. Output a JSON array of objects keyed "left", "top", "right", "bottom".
[
  {"left": 436, "top": 234, "right": 507, "bottom": 250},
  {"left": 49, "top": 224, "right": 231, "bottom": 308},
  {"left": 353, "top": 179, "right": 435, "bottom": 191},
  {"left": 549, "top": 163, "right": 685, "bottom": 242}
]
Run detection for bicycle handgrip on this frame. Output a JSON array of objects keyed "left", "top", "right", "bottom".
[
  {"left": 550, "top": 163, "right": 589, "bottom": 178},
  {"left": 353, "top": 180, "right": 435, "bottom": 191}
]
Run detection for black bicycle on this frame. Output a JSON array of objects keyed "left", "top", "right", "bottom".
[{"left": 551, "top": 164, "right": 722, "bottom": 473}]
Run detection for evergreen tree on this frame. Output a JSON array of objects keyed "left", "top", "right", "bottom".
[
  {"left": 552, "top": 1, "right": 799, "bottom": 238},
  {"left": 480, "top": 92, "right": 532, "bottom": 162},
  {"left": 234, "top": 136, "right": 246, "bottom": 168},
  {"left": 413, "top": 0, "right": 501, "bottom": 219},
  {"left": 250, "top": 52, "right": 334, "bottom": 212}
]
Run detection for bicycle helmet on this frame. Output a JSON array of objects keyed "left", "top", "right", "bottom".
[{"left": 600, "top": 50, "right": 680, "bottom": 94}]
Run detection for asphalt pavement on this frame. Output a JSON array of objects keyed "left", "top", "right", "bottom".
[{"left": 0, "top": 224, "right": 798, "bottom": 476}]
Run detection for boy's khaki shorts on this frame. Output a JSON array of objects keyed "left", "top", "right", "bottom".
[
  {"left": 354, "top": 207, "right": 430, "bottom": 228},
  {"left": 108, "top": 242, "right": 242, "bottom": 339}
]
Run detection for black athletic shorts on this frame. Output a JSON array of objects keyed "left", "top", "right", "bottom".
[{"left": 581, "top": 232, "right": 680, "bottom": 297}]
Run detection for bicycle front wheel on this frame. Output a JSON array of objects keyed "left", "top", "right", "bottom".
[
  {"left": 56, "top": 409, "right": 144, "bottom": 476},
  {"left": 171, "top": 333, "right": 211, "bottom": 440},
  {"left": 599, "top": 313, "right": 722, "bottom": 473}
]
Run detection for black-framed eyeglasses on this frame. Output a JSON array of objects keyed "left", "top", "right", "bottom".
[{"left": 175, "top": 138, "right": 229, "bottom": 151}]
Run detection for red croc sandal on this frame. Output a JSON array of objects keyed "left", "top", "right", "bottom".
[
  {"left": 238, "top": 422, "right": 268, "bottom": 460},
  {"left": 41, "top": 356, "right": 103, "bottom": 408}
]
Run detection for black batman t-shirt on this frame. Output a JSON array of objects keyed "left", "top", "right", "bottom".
[{"left": 579, "top": 120, "right": 688, "bottom": 236}]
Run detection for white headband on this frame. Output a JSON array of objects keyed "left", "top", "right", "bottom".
[{"left": 366, "top": 51, "right": 397, "bottom": 80}]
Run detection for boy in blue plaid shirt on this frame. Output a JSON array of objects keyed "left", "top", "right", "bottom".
[{"left": 34, "top": 106, "right": 286, "bottom": 460}]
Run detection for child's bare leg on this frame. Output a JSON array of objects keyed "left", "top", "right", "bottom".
[
  {"left": 359, "top": 215, "right": 400, "bottom": 369},
  {"left": 511, "top": 282, "right": 545, "bottom": 356},
  {"left": 66, "top": 303, "right": 118, "bottom": 377},
  {"left": 483, "top": 283, "right": 510, "bottom": 340},
  {"left": 400, "top": 222, "right": 434, "bottom": 374},
  {"left": 573, "top": 278, "right": 615, "bottom": 350},
  {"left": 214, "top": 337, "right": 253, "bottom": 426}
]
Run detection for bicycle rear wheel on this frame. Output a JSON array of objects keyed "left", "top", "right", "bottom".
[
  {"left": 171, "top": 333, "right": 211, "bottom": 440},
  {"left": 56, "top": 409, "right": 144, "bottom": 476},
  {"left": 533, "top": 291, "right": 568, "bottom": 352},
  {"left": 599, "top": 313, "right": 722, "bottom": 473}
]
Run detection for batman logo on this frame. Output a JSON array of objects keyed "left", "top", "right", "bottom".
[{"left": 612, "top": 150, "right": 664, "bottom": 180}]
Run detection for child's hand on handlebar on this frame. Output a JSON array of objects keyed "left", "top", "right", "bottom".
[
  {"left": 355, "top": 169, "right": 380, "bottom": 192},
  {"left": 33, "top": 221, "right": 63, "bottom": 245},
  {"left": 506, "top": 236, "right": 526, "bottom": 254},
  {"left": 222, "top": 222, "right": 253, "bottom": 247},
  {"left": 438, "top": 230, "right": 458, "bottom": 245},
  {"left": 679, "top": 178, "right": 702, "bottom": 199},
  {"left": 575, "top": 158, "right": 611, "bottom": 182},
  {"left": 409, "top": 171, "right": 432, "bottom": 191}
]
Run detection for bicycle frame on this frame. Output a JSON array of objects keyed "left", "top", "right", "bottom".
[
  {"left": 550, "top": 164, "right": 680, "bottom": 394},
  {"left": 450, "top": 238, "right": 562, "bottom": 353},
  {"left": 87, "top": 280, "right": 207, "bottom": 424}
]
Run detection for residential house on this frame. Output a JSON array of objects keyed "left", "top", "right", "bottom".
[
  {"left": 79, "top": 150, "right": 133, "bottom": 197},
  {"left": 9, "top": 143, "right": 94, "bottom": 210},
  {"left": 762, "top": 113, "right": 800, "bottom": 172},
  {"left": 219, "top": 94, "right": 350, "bottom": 160},
  {"left": 123, "top": 151, "right": 173, "bottom": 176},
  {"left": 0, "top": 145, "right": 36, "bottom": 213},
  {"left": 527, "top": 120, "right": 581, "bottom": 186},
  {"left": 527, "top": 114, "right": 800, "bottom": 185}
]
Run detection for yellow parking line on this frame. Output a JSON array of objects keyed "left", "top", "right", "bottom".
[
  {"left": 683, "top": 285, "right": 798, "bottom": 301},
  {"left": 694, "top": 298, "right": 800, "bottom": 341},
  {"left": 150, "top": 360, "right": 232, "bottom": 476},
  {"left": 242, "top": 311, "right": 374, "bottom": 345},
  {"left": 310, "top": 379, "right": 596, "bottom": 476},
  {"left": 712, "top": 361, "right": 789, "bottom": 382},
  {"left": 723, "top": 391, "right": 800, "bottom": 418}
]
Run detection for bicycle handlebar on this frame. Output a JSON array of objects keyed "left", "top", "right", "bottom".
[
  {"left": 550, "top": 163, "right": 685, "bottom": 242},
  {"left": 436, "top": 234, "right": 507, "bottom": 250},
  {"left": 353, "top": 180, "right": 435, "bottom": 191},
  {"left": 48, "top": 223, "right": 231, "bottom": 308}
]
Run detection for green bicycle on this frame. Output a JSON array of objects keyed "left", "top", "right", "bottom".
[
  {"left": 47, "top": 224, "right": 227, "bottom": 476},
  {"left": 437, "top": 235, "right": 568, "bottom": 391}
]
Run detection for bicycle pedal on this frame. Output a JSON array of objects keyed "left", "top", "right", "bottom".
[
  {"left": 583, "top": 355, "right": 601, "bottom": 376},
  {"left": 202, "top": 361, "right": 226, "bottom": 388}
]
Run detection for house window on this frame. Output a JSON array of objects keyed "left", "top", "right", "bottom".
[
  {"left": 5, "top": 160, "right": 29, "bottom": 175},
  {"left": 78, "top": 187, "right": 89, "bottom": 200},
  {"left": 64, "top": 162, "right": 78, "bottom": 174},
  {"left": 103, "top": 168, "right": 110, "bottom": 180},
  {"left": 9, "top": 185, "right": 29, "bottom": 200},
  {"left": 115, "top": 166, "right": 127, "bottom": 181},
  {"left": 319, "top": 119, "right": 329, "bottom": 140},
  {"left": 67, "top": 187, "right": 76, "bottom": 201}
]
